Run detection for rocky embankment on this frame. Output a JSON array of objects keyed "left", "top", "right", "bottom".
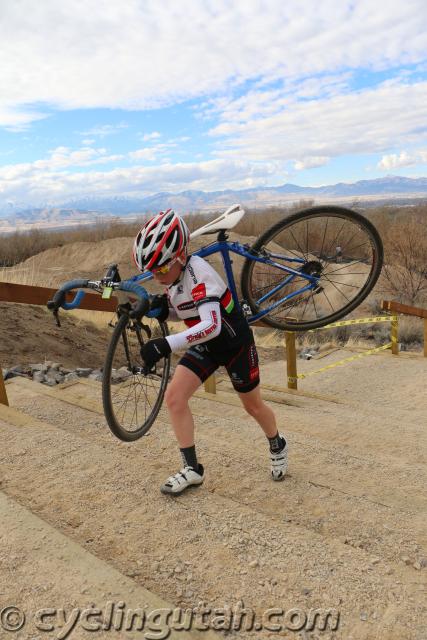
[{"left": 2, "top": 362, "right": 132, "bottom": 386}]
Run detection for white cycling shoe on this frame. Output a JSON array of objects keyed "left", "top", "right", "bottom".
[
  {"left": 270, "top": 436, "right": 288, "bottom": 481},
  {"left": 160, "top": 464, "right": 205, "bottom": 495}
]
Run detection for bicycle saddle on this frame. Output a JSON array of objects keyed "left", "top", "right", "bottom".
[{"left": 190, "top": 204, "right": 245, "bottom": 239}]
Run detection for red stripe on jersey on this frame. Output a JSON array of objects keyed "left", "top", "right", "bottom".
[
  {"left": 184, "top": 317, "right": 200, "bottom": 328},
  {"left": 221, "top": 288, "right": 232, "bottom": 308}
]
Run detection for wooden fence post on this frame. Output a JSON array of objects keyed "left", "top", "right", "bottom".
[
  {"left": 285, "top": 331, "right": 298, "bottom": 390},
  {"left": 204, "top": 374, "right": 217, "bottom": 394},
  {"left": 391, "top": 317, "right": 399, "bottom": 356},
  {"left": 0, "top": 365, "right": 9, "bottom": 406}
]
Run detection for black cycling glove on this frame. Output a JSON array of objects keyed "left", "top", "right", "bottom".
[
  {"left": 149, "top": 294, "right": 170, "bottom": 322},
  {"left": 141, "top": 338, "right": 171, "bottom": 369}
]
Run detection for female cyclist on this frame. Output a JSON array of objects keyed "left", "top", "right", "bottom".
[{"left": 133, "top": 209, "right": 288, "bottom": 495}]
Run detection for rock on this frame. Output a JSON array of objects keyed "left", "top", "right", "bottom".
[
  {"left": 89, "top": 370, "right": 103, "bottom": 382},
  {"left": 401, "top": 556, "right": 412, "bottom": 565},
  {"left": 111, "top": 368, "right": 132, "bottom": 383},
  {"left": 33, "top": 372, "right": 45, "bottom": 384},
  {"left": 44, "top": 377, "right": 58, "bottom": 387},
  {"left": 370, "top": 557, "right": 380, "bottom": 565},
  {"left": 45, "top": 370, "right": 64, "bottom": 384},
  {"left": 76, "top": 368, "right": 93, "bottom": 377},
  {"left": 29, "top": 363, "right": 44, "bottom": 372},
  {"left": 49, "top": 363, "right": 61, "bottom": 370},
  {"left": 249, "top": 559, "right": 259, "bottom": 568},
  {"left": 302, "top": 588, "right": 311, "bottom": 596},
  {"left": 4, "top": 365, "right": 30, "bottom": 380},
  {"left": 64, "top": 372, "right": 79, "bottom": 383},
  {"left": 360, "top": 612, "right": 368, "bottom": 621},
  {"left": 413, "top": 561, "right": 423, "bottom": 570}
]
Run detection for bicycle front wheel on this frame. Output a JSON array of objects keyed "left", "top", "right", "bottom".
[
  {"left": 241, "top": 206, "right": 383, "bottom": 331},
  {"left": 102, "top": 313, "right": 170, "bottom": 441}
]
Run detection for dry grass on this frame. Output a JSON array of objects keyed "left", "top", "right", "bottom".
[{"left": 1, "top": 200, "right": 426, "bottom": 348}]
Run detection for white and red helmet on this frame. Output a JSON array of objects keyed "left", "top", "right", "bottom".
[{"left": 132, "top": 209, "right": 190, "bottom": 272}]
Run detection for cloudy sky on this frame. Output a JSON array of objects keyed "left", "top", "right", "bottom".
[{"left": 1, "top": 0, "right": 427, "bottom": 208}]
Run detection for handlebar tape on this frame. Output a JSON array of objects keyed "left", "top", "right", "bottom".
[
  {"left": 118, "top": 281, "right": 150, "bottom": 318},
  {"left": 47, "top": 279, "right": 89, "bottom": 311}
]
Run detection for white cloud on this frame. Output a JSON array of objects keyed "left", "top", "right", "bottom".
[
  {"left": 128, "top": 142, "right": 177, "bottom": 162},
  {"left": 0, "top": 147, "right": 124, "bottom": 182},
  {"left": 209, "top": 80, "right": 427, "bottom": 163},
  {"left": 78, "top": 123, "right": 128, "bottom": 138},
  {"left": 294, "top": 156, "right": 330, "bottom": 170},
  {"left": 1, "top": 0, "right": 426, "bottom": 126},
  {"left": 141, "top": 132, "right": 161, "bottom": 141},
  {"left": 0, "top": 157, "right": 279, "bottom": 206},
  {"left": 378, "top": 150, "right": 427, "bottom": 169}
]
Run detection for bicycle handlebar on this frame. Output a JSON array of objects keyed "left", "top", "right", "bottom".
[
  {"left": 47, "top": 279, "right": 89, "bottom": 311},
  {"left": 117, "top": 280, "right": 150, "bottom": 318},
  {"left": 47, "top": 278, "right": 150, "bottom": 319}
]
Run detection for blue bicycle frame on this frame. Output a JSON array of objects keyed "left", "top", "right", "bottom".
[{"left": 131, "top": 238, "right": 320, "bottom": 324}]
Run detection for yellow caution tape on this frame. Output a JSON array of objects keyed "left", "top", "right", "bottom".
[
  {"left": 307, "top": 315, "right": 398, "bottom": 331},
  {"left": 288, "top": 342, "right": 393, "bottom": 382}
]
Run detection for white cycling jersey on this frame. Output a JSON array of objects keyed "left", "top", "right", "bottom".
[{"left": 164, "top": 255, "right": 250, "bottom": 353}]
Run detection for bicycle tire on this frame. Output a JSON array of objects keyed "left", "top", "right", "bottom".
[
  {"left": 102, "top": 312, "right": 170, "bottom": 441},
  {"left": 241, "top": 205, "right": 383, "bottom": 331}
]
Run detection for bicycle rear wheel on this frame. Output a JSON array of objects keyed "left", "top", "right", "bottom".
[
  {"left": 241, "top": 206, "right": 383, "bottom": 331},
  {"left": 102, "top": 312, "right": 170, "bottom": 441}
]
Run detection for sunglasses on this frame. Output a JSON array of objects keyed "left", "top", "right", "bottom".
[{"left": 151, "top": 257, "right": 177, "bottom": 275}]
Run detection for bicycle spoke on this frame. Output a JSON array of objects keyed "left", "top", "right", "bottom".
[
  {"left": 319, "top": 217, "right": 329, "bottom": 260},
  {"left": 289, "top": 227, "right": 309, "bottom": 261},
  {"left": 320, "top": 287, "right": 336, "bottom": 312},
  {"left": 322, "top": 259, "right": 371, "bottom": 276},
  {"left": 323, "top": 220, "right": 347, "bottom": 259},
  {"left": 322, "top": 276, "right": 352, "bottom": 303},
  {"left": 323, "top": 279, "right": 364, "bottom": 289},
  {"left": 312, "top": 292, "right": 319, "bottom": 320}
]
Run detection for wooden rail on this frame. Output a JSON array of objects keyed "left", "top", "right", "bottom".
[
  {"left": 0, "top": 281, "right": 118, "bottom": 311},
  {"left": 382, "top": 300, "right": 427, "bottom": 357}
]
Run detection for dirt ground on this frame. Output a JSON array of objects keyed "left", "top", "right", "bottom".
[
  {"left": 0, "top": 302, "right": 113, "bottom": 369},
  {"left": 0, "top": 347, "right": 426, "bottom": 640}
]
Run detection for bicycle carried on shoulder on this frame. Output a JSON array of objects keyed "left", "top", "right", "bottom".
[{"left": 48, "top": 204, "right": 383, "bottom": 442}]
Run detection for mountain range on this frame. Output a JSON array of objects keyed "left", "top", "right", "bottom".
[{"left": 1, "top": 176, "right": 427, "bottom": 230}]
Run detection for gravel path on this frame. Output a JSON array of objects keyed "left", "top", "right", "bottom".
[{"left": 1, "top": 350, "right": 426, "bottom": 640}]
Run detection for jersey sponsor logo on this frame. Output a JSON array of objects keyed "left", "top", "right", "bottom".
[
  {"left": 177, "top": 301, "right": 195, "bottom": 311},
  {"left": 191, "top": 283, "right": 206, "bottom": 302},
  {"left": 185, "top": 310, "right": 218, "bottom": 343},
  {"left": 249, "top": 344, "right": 258, "bottom": 368},
  {"left": 187, "top": 262, "right": 198, "bottom": 284}
]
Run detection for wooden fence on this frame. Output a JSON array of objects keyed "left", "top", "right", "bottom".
[
  {"left": 1, "top": 282, "right": 425, "bottom": 406},
  {"left": 381, "top": 300, "right": 427, "bottom": 357}
]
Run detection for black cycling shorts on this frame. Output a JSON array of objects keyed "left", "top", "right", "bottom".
[{"left": 178, "top": 330, "right": 260, "bottom": 393}]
